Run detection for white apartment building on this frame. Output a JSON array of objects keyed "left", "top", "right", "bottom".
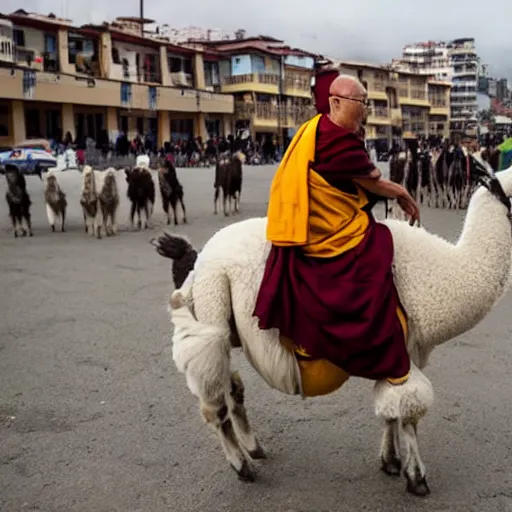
[
  {"left": 392, "top": 38, "right": 479, "bottom": 134},
  {"left": 154, "top": 25, "right": 239, "bottom": 44}
]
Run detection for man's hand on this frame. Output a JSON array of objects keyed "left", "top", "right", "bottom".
[{"left": 397, "top": 190, "right": 420, "bottom": 226}]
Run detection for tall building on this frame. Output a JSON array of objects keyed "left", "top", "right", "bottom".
[
  {"left": 183, "top": 36, "right": 318, "bottom": 145},
  {"left": 392, "top": 38, "right": 479, "bottom": 136},
  {"left": 329, "top": 59, "right": 451, "bottom": 144},
  {"left": 0, "top": 10, "right": 236, "bottom": 148}
]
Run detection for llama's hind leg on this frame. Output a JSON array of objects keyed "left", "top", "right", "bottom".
[
  {"left": 380, "top": 419, "right": 401, "bottom": 476},
  {"left": 228, "top": 372, "right": 267, "bottom": 460},
  {"left": 24, "top": 212, "right": 33, "bottom": 237},
  {"left": 200, "top": 396, "right": 255, "bottom": 482},
  {"left": 374, "top": 363, "right": 434, "bottom": 496}
]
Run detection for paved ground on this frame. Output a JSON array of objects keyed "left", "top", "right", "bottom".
[{"left": 1, "top": 164, "right": 512, "bottom": 512}]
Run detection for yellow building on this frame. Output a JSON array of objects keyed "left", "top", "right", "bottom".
[
  {"left": 185, "top": 36, "right": 317, "bottom": 145},
  {"left": 335, "top": 61, "right": 451, "bottom": 144},
  {"left": 0, "top": 10, "right": 234, "bottom": 149},
  {"left": 427, "top": 80, "right": 452, "bottom": 139}
]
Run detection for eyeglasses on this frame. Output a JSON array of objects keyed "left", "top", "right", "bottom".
[{"left": 330, "top": 94, "right": 370, "bottom": 107}]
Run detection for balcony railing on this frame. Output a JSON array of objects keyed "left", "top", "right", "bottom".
[
  {"left": 371, "top": 106, "right": 389, "bottom": 118},
  {"left": 429, "top": 98, "right": 447, "bottom": 107},
  {"left": 234, "top": 100, "right": 316, "bottom": 125},
  {"left": 398, "top": 87, "right": 409, "bottom": 97},
  {"left": 222, "top": 73, "right": 279, "bottom": 86},
  {"left": 372, "top": 81, "right": 386, "bottom": 92},
  {"left": 284, "top": 74, "right": 310, "bottom": 92},
  {"left": 410, "top": 89, "right": 426, "bottom": 100}
]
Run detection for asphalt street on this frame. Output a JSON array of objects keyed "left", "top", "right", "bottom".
[{"left": 1, "top": 163, "right": 512, "bottom": 512}]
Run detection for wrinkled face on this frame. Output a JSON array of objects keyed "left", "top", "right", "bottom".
[{"left": 329, "top": 87, "right": 369, "bottom": 129}]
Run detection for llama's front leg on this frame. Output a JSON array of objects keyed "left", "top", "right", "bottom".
[
  {"left": 24, "top": 213, "right": 33, "bottom": 237},
  {"left": 214, "top": 187, "right": 219, "bottom": 215},
  {"left": 94, "top": 205, "right": 102, "bottom": 239},
  {"left": 61, "top": 207, "right": 66, "bottom": 232},
  {"left": 374, "top": 363, "right": 434, "bottom": 496},
  {"left": 111, "top": 209, "right": 117, "bottom": 235},
  {"left": 46, "top": 204, "right": 56, "bottom": 232},
  {"left": 144, "top": 201, "right": 153, "bottom": 229},
  {"left": 228, "top": 372, "right": 267, "bottom": 460},
  {"left": 10, "top": 214, "right": 19, "bottom": 237},
  {"left": 180, "top": 198, "right": 187, "bottom": 224},
  {"left": 130, "top": 202, "right": 137, "bottom": 230}
]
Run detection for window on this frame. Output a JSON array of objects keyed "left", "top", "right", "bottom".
[
  {"left": 251, "top": 55, "right": 265, "bottom": 73},
  {"left": 121, "top": 82, "right": 132, "bottom": 106},
  {"left": 111, "top": 47, "right": 120, "bottom": 64},
  {"left": 13, "top": 28, "right": 25, "bottom": 47},
  {"left": 43, "top": 34, "right": 58, "bottom": 72},
  {"left": 204, "top": 61, "right": 220, "bottom": 87}
]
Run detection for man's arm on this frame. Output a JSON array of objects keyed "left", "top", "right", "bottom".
[
  {"left": 353, "top": 174, "right": 420, "bottom": 225},
  {"left": 353, "top": 175, "right": 407, "bottom": 200}
]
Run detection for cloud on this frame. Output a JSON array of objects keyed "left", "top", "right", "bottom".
[{"left": 3, "top": 0, "right": 511, "bottom": 81}]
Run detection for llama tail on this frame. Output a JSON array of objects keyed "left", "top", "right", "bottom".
[
  {"left": 169, "top": 290, "right": 231, "bottom": 401},
  {"left": 150, "top": 232, "right": 198, "bottom": 289}
]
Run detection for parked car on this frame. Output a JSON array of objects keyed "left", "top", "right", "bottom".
[{"left": 0, "top": 139, "right": 57, "bottom": 176}]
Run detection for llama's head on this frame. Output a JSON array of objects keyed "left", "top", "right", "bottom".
[
  {"left": 104, "top": 168, "right": 117, "bottom": 188},
  {"left": 4, "top": 164, "right": 20, "bottom": 188},
  {"left": 45, "top": 172, "right": 58, "bottom": 192},
  {"left": 470, "top": 151, "right": 512, "bottom": 213},
  {"left": 82, "top": 166, "right": 96, "bottom": 194},
  {"left": 136, "top": 154, "right": 150, "bottom": 169}
]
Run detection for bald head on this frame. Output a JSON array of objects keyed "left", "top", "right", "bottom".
[
  {"left": 329, "top": 74, "right": 366, "bottom": 97},
  {"left": 328, "top": 74, "right": 368, "bottom": 133}
]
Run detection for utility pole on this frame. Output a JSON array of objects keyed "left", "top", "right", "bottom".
[
  {"left": 276, "top": 54, "right": 284, "bottom": 156},
  {"left": 140, "top": 0, "right": 144, "bottom": 37}
]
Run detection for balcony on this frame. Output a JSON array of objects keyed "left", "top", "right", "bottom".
[
  {"left": 284, "top": 72, "right": 311, "bottom": 98},
  {"left": 234, "top": 100, "right": 315, "bottom": 128},
  {"left": 367, "top": 106, "right": 391, "bottom": 125},
  {"left": 0, "top": 67, "right": 234, "bottom": 114},
  {"left": 221, "top": 73, "right": 279, "bottom": 94}
]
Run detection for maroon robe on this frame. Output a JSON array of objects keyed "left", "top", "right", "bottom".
[{"left": 253, "top": 114, "right": 411, "bottom": 381}]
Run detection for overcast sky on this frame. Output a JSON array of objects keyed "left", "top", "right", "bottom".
[{"left": 4, "top": 0, "right": 512, "bottom": 81}]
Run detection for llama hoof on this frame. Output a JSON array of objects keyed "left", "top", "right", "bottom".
[
  {"left": 406, "top": 474, "right": 430, "bottom": 497},
  {"left": 381, "top": 456, "right": 401, "bottom": 476},
  {"left": 29, "top": 231, "right": 33, "bottom": 237},
  {"left": 183, "top": 218, "right": 188, "bottom": 224},
  {"left": 21, "top": 229, "right": 27, "bottom": 237},
  {"left": 166, "top": 218, "right": 171, "bottom": 225},
  {"left": 137, "top": 221, "right": 142, "bottom": 230},
  {"left": 232, "top": 460, "right": 255, "bottom": 482},
  {"left": 248, "top": 442, "right": 267, "bottom": 460},
  {"left": 51, "top": 224, "right": 55, "bottom": 232},
  {"left": 14, "top": 231, "right": 18, "bottom": 238}
]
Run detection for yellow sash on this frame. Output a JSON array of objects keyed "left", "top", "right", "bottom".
[{"left": 266, "top": 114, "right": 370, "bottom": 258}]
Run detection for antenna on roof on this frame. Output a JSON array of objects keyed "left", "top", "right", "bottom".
[{"left": 140, "top": 0, "right": 144, "bottom": 36}]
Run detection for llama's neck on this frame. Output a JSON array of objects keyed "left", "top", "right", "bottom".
[{"left": 404, "top": 168, "right": 512, "bottom": 366}]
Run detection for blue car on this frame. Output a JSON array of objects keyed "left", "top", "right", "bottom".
[{"left": 0, "top": 139, "right": 57, "bottom": 176}]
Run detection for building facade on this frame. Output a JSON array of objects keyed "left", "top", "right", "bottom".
[
  {"left": 392, "top": 38, "right": 479, "bottom": 136},
  {"left": 0, "top": 10, "right": 234, "bottom": 149},
  {"left": 334, "top": 61, "right": 451, "bottom": 145},
  {"left": 184, "top": 36, "right": 317, "bottom": 146}
]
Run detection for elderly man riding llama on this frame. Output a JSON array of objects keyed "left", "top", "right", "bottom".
[
  {"left": 160, "top": 68, "right": 512, "bottom": 499},
  {"left": 254, "top": 72, "right": 419, "bottom": 395}
]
